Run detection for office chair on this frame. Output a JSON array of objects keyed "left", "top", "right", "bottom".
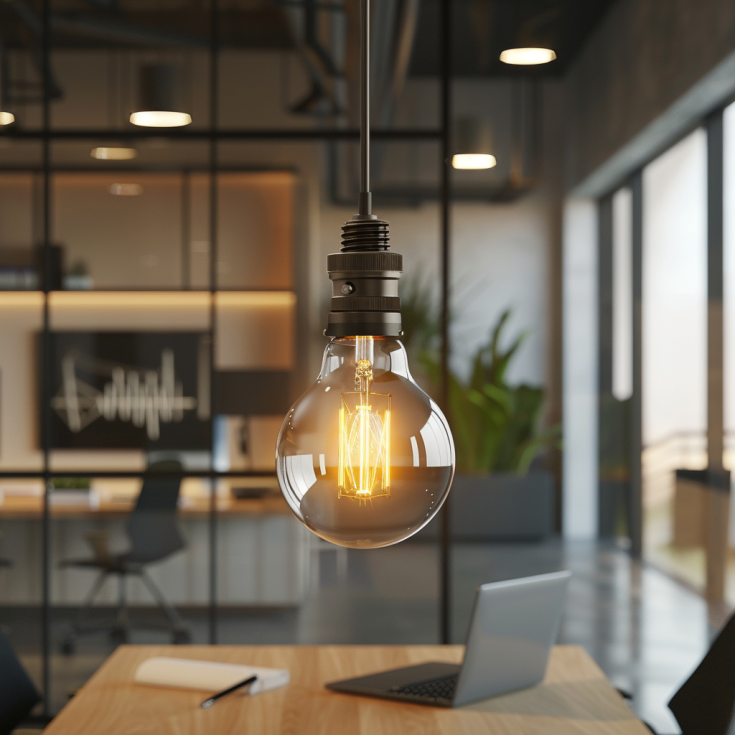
[
  {"left": 60, "top": 461, "right": 191, "bottom": 653},
  {"left": 0, "top": 627, "right": 41, "bottom": 735},
  {"left": 0, "top": 529, "right": 12, "bottom": 568},
  {"left": 665, "top": 609, "right": 735, "bottom": 734},
  {"left": 627, "top": 609, "right": 735, "bottom": 734}
]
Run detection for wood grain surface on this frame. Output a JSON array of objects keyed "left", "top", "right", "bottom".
[
  {"left": 43, "top": 645, "right": 650, "bottom": 735},
  {"left": 0, "top": 494, "right": 289, "bottom": 520}
]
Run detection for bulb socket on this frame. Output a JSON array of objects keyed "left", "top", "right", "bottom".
[
  {"left": 326, "top": 217, "right": 403, "bottom": 338},
  {"left": 341, "top": 218, "right": 390, "bottom": 251}
]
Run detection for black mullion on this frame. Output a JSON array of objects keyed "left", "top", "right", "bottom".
[
  {"left": 706, "top": 110, "right": 725, "bottom": 474},
  {"left": 208, "top": 0, "right": 219, "bottom": 646},
  {"left": 40, "top": 0, "right": 52, "bottom": 715},
  {"left": 597, "top": 195, "right": 614, "bottom": 538},
  {"left": 629, "top": 171, "right": 643, "bottom": 558},
  {"left": 0, "top": 470, "right": 277, "bottom": 478},
  {"left": 0, "top": 128, "right": 441, "bottom": 141},
  {"left": 598, "top": 196, "right": 614, "bottom": 396},
  {"left": 182, "top": 170, "right": 191, "bottom": 290},
  {"left": 439, "top": 0, "right": 451, "bottom": 646}
]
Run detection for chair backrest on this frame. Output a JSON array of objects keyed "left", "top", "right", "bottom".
[
  {"left": 669, "top": 610, "right": 735, "bottom": 735},
  {"left": 0, "top": 628, "right": 41, "bottom": 735},
  {"left": 125, "top": 460, "right": 185, "bottom": 564}
]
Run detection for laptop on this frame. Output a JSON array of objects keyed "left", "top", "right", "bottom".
[{"left": 326, "top": 570, "right": 571, "bottom": 707}]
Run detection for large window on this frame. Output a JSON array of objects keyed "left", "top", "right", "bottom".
[{"left": 641, "top": 128, "right": 708, "bottom": 587}]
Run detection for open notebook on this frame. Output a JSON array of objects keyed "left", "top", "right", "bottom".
[{"left": 134, "top": 657, "right": 289, "bottom": 696}]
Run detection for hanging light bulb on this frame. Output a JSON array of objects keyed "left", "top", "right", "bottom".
[
  {"left": 275, "top": 0, "right": 455, "bottom": 549},
  {"left": 0, "top": 111, "right": 14, "bottom": 126},
  {"left": 451, "top": 116, "right": 496, "bottom": 170},
  {"left": 130, "top": 64, "right": 191, "bottom": 128}
]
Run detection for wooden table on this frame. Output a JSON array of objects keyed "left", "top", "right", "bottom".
[
  {"left": 0, "top": 493, "right": 290, "bottom": 519},
  {"left": 43, "top": 645, "right": 650, "bottom": 734}
]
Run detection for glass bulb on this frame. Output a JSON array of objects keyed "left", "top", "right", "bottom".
[{"left": 276, "top": 336, "right": 454, "bottom": 548}]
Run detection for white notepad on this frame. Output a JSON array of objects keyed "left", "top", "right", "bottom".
[{"left": 134, "top": 657, "right": 289, "bottom": 696}]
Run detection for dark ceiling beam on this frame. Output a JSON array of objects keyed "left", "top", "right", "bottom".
[
  {"left": 0, "top": 127, "right": 441, "bottom": 140},
  {"left": 50, "top": 13, "right": 208, "bottom": 48},
  {"left": 2, "top": 0, "right": 63, "bottom": 99}
]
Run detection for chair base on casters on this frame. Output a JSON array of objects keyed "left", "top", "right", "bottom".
[{"left": 60, "top": 566, "right": 191, "bottom": 655}]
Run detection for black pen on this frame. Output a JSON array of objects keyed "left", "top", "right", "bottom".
[{"left": 201, "top": 675, "right": 258, "bottom": 709}]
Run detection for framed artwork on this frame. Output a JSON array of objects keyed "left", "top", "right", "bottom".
[{"left": 47, "top": 331, "right": 211, "bottom": 450}]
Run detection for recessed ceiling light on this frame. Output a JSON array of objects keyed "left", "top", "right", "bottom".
[
  {"left": 110, "top": 183, "right": 143, "bottom": 196},
  {"left": 452, "top": 153, "right": 497, "bottom": 170},
  {"left": 0, "top": 112, "right": 15, "bottom": 126},
  {"left": 91, "top": 147, "right": 138, "bottom": 160},
  {"left": 129, "top": 111, "right": 192, "bottom": 128},
  {"left": 131, "top": 64, "right": 192, "bottom": 128},
  {"left": 500, "top": 48, "right": 556, "bottom": 65}
]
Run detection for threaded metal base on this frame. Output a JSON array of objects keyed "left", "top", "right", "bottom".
[
  {"left": 341, "top": 218, "right": 390, "bottom": 251},
  {"left": 327, "top": 214, "right": 401, "bottom": 338}
]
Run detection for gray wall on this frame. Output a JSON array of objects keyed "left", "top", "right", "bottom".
[{"left": 565, "top": 0, "right": 735, "bottom": 193}]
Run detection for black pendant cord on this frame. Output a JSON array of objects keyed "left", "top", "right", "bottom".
[
  {"left": 358, "top": 0, "right": 371, "bottom": 217},
  {"left": 326, "top": 0, "right": 400, "bottom": 337},
  {"left": 342, "top": 0, "right": 389, "bottom": 253}
]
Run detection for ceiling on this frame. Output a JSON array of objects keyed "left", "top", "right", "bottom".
[
  {"left": 0, "top": 0, "right": 293, "bottom": 51},
  {"left": 410, "top": 0, "right": 618, "bottom": 76},
  {"left": 1, "top": 0, "right": 616, "bottom": 77}
]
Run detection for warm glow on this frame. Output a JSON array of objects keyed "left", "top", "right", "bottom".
[
  {"left": 91, "top": 147, "right": 138, "bottom": 160},
  {"left": 216, "top": 291, "right": 296, "bottom": 308},
  {"left": 50, "top": 291, "right": 211, "bottom": 310},
  {"left": 0, "top": 112, "right": 15, "bottom": 126},
  {"left": 46, "top": 291, "right": 294, "bottom": 310},
  {"left": 0, "top": 292, "right": 44, "bottom": 308},
  {"left": 338, "top": 337, "right": 391, "bottom": 501},
  {"left": 500, "top": 48, "right": 556, "bottom": 65},
  {"left": 130, "top": 111, "right": 192, "bottom": 128},
  {"left": 452, "top": 153, "right": 497, "bottom": 170},
  {"left": 110, "top": 183, "right": 143, "bottom": 196}
]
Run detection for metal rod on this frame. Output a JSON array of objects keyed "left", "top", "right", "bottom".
[
  {"left": 439, "top": 0, "right": 452, "bottom": 646},
  {"left": 358, "top": 0, "right": 371, "bottom": 215}
]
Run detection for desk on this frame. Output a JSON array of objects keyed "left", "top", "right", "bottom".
[
  {"left": 0, "top": 478, "right": 290, "bottom": 520},
  {"left": 44, "top": 645, "right": 649, "bottom": 734},
  {"left": 0, "top": 485, "right": 306, "bottom": 606},
  {"left": 0, "top": 493, "right": 290, "bottom": 520}
]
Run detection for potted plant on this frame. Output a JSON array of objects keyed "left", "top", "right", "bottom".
[{"left": 402, "top": 276, "right": 561, "bottom": 541}]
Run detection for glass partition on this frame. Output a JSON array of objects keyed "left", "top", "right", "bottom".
[{"left": 641, "top": 128, "right": 708, "bottom": 590}]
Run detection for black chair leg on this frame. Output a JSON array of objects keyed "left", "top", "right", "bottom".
[
  {"left": 62, "top": 570, "right": 109, "bottom": 654},
  {"left": 111, "top": 573, "right": 130, "bottom": 645},
  {"left": 139, "top": 569, "right": 191, "bottom": 643}
]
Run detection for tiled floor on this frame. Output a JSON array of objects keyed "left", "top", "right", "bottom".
[{"left": 1, "top": 539, "right": 720, "bottom": 733}]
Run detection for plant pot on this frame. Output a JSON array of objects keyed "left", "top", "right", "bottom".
[{"left": 412, "top": 471, "right": 556, "bottom": 542}]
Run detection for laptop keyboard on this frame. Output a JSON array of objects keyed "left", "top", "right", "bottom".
[{"left": 388, "top": 674, "right": 458, "bottom": 702}]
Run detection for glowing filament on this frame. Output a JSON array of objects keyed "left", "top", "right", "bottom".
[{"left": 338, "top": 337, "right": 391, "bottom": 501}]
